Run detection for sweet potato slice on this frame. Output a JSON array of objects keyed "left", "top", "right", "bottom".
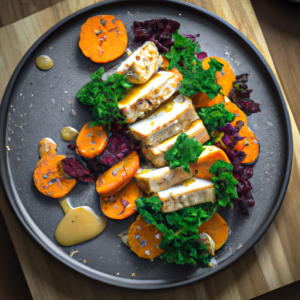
[
  {"left": 233, "top": 126, "right": 260, "bottom": 164},
  {"left": 100, "top": 181, "right": 141, "bottom": 219},
  {"left": 191, "top": 57, "right": 235, "bottom": 108},
  {"left": 96, "top": 151, "right": 140, "bottom": 195},
  {"left": 33, "top": 153, "right": 76, "bottom": 198},
  {"left": 79, "top": 15, "right": 128, "bottom": 63},
  {"left": 190, "top": 146, "right": 231, "bottom": 181},
  {"left": 128, "top": 214, "right": 164, "bottom": 260},
  {"left": 225, "top": 100, "right": 260, "bottom": 164},
  {"left": 198, "top": 212, "right": 229, "bottom": 250},
  {"left": 76, "top": 122, "right": 108, "bottom": 159}
]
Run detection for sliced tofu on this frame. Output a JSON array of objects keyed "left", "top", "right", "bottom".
[
  {"left": 142, "top": 119, "right": 210, "bottom": 167},
  {"left": 190, "top": 145, "right": 231, "bottom": 181},
  {"left": 157, "top": 178, "right": 216, "bottom": 212},
  {"left": 118, "top": 68, "right": 183, "bottom": 123},
  {"left": 134, "top": 166, "right": 191, "bottom": 195},
  {"left": 117, "top": 41, "right": 163, "bottom": 84},
  {"left": 129, "top": 94, "right": 199, "bottom": 147}
]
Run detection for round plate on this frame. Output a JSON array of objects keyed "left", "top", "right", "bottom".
[{"left": 0, "top": 0, "right": 292, "bottom": 289}]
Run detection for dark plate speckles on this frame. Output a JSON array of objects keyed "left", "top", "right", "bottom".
[{"left": 0, "top": 0, "right": 292, "bottom": 289}]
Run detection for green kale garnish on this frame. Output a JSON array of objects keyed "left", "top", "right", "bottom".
[
  {"left": 209, "top": 160, "right": 238, "bottom": 207},
  {"left": 76, "top": 67, "right": 132, "bottom": 130},
  {"left": 164, "top": 132, "right": 205, "bottom": 173},
  {"left": 197, "top": 103, "right": 236, "bottom": 144},
  {"left": 164, "top": 32, "right": 223, "bottom": 98},
  {"left": 135, "top": 196, "right": 218, "bottom": 265}
]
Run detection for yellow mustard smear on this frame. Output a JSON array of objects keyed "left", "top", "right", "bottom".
[
  {"left": 150, "top": 121, "right": 154, "bottom": 126},
  {"left": 118, "top": 73, "right": 161, "bottom": 106},
  {"left": 139, "top": 169, "right": 151, "bottom": 175},
  {"left": 55, "top": 198, "right": 106, "bottom": 246},
  {"left": 183, "top": 178, "right": 196, "bottom": 187},
  {"left": 163, "top": 101, "right": 174, "bottom": 113}
]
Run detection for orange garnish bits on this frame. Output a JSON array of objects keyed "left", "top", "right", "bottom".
[
  {"left": 198, "top": 213, "right": 229, "bottom": 250},
  {"left": 96, "top": 151, "right": 139, "bottom": 196},
  {"left": 33, "top": 152, "right": 76, "bottom": 198},
  {"left": 225, "top": 101, "right": 260, "bottom": 164},
  {"left": 190, "top": 147, "right": 231, "bottom": 181},
  {"left": 191, "top": 57, "right": 235, "bottom": 108},
  {"left": 128, "top": 214, "right": 164, "bottom": 260},
  {"left": 79, "top": 15, "right": 128, "bottom": 63},
  {"left": 76, "top": 122, "right": 108, "bottom": 159},
  {"left": 100, "top": 181, "right": 141, "bottom": 219}
]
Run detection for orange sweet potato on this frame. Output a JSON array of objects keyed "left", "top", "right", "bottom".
[
  {"left": 79, "top": 15, "right": 128, "bottom": 63},
  {"left": 96, "top": 151, "right": 139, "bottom": 196},
  {"left": 33, "top": 153, "right": 76, "bottom": 198},
  {"left": 191, "top": 57, "right": 235, "bottom": 108},
  {"left": 100, "top": 180, "right": 141, "bottom": 219},
  {"left": 225, "top": 101, "right": 260, "bottom": 164},
  {"left": 198, "top": 212, "right": 229, "bottom": 250},
  {"left": 190, "top": 146, "right": 231, "bottom": 181},
  {"left": 76, "top": 122, "right": 108, "bottom": 159},
  {"left": 128, "top": 214, "right": 164, "bottom": 260}
]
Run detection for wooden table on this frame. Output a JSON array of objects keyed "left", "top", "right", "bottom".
[{"left": 1, "top": 0, "right": 300, "bottom": 299}]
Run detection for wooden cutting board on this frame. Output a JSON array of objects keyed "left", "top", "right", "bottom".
[{"left": 1, "top": 0, "right": 300, "bottom": 299}]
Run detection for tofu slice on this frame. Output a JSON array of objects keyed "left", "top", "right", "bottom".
[
  {"left": 142, "top": 119, "right": 210, "bottom": 167},
  {"left": 129, "top": 94, "right": 199, "bottom": 147},
  {"left": 157, "top": 178, "right": 216, "bottom": 212},
  {"left": 134, "top": 167, "right": 191, "bottom": 195},
  {"left": 118, "top": 68, "right": 182, "bottom": 123},
  {"left": 117, "top": 41, "right": 163, "bottom": 84}
]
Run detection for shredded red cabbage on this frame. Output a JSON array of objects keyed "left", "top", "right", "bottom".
[
  {"left": 97, "top": 132, "right": 133, "bottom": 167},
  {"left": 180, "top": 32, "right": 200, "bottom": 42},
  {"left": 230, "top": 73, "right": 261, "bottom": 115},
  {"left": 86, "top": 158, "right": 109, "bottom": 174},
  {"left": 132, "top": 18, "right": 180, "bottom": 53},
  {"left": 61, "top": 157, "right": 96, "bottom": 183},
  {"left": 225, "top": 149, "right": 254, "bottom": 215},
  {"left": 195, "top": 51, "right": 208, "bottom": 61},
  {"left": 218, "top": 121, "right": 246, "bottom": 149}
]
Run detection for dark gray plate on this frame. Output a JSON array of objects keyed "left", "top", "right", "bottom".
[{"left": 0, "top": 0, "right": 292, "bottom": 289}]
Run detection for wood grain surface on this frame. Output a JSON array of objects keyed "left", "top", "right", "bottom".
[
  {"left": 0, "top": 0, "right": 300, "bottom": 299},
  {"left": 0, "top": 0, "right": 64, "bottom": 27}
]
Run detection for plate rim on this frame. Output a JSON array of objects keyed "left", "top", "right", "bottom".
[{"left": 0, "top": 0, "right": 293, "bottom": 290}]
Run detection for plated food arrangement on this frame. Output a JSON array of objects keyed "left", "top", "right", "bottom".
[{"left": 32, "top": 15, "right": 263, "bottom": 267}]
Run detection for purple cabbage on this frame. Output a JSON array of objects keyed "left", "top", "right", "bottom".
[
  {"left": 97, "top": 132, "right": 133, "bottom": 167},
  {"left": 132, "top": 18, "right": 180, "bottom": 53},
  {"left": 61, "top": 157, "right": 95, "bottom": 183},
  {"left": 195, "top": 51, "right": 208, "bottom": 61},
  {"left": 230, "top": 73, "right": 261, "bottom": 115},
  {"left": 180, "top": 32, "right": 200, "bottom": 42},
  {"left": 225, "top": 149, "right": 255, "bottom": 215},
  {"left": 218, "top": 121, "right": 246, "bottom": 149}
]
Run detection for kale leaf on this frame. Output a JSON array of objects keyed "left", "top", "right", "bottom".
[
  {"left": 197, "top": 103, "right": 236, "bottom": 144},
  {"left": 164, "top": 32, "right": 223, "bottom": 98},
  {"left": 164, "top": 132, "right": 205, "bottom": 173},
  {"left": 135, "top": 196, "right": 218, "bottom": 265},
  {"left": 209, "top": 160, "right": 238, "bottom": 207},
  {"left": 76, "top": 67, "right": 132, "bottom": 130}
]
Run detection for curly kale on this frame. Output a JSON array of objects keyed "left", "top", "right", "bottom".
[
  {"left": 164, "top": 132, "right": 205, "bottom": 173},
  {"left": 76, "top": 67, "right": 132, "bottom": 129}
]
